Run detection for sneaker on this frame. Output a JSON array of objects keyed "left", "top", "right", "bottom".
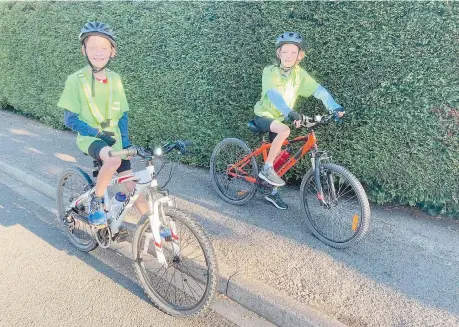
[
  {"left": 258, "top": 166, "right": 285, "bottom": 187},
  {"left": 88, "top": 195, "right": 107, "bottom": 226},
  {"left": 265, "top": 192, "right": 288, "bottom": 210}
]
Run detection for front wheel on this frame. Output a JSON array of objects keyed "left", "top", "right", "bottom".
[
  {"left": 300, "top": 163, "right": 371, "bottom": 248},
  {"left": 132, "top": 207, "right": 218, "bottom": 317}
]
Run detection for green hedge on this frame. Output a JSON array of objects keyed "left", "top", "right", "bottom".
[{"left": 1, "top": 1, "right": 458, "bottom": 217}]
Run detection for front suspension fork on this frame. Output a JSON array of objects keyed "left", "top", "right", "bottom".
[
  {"left": 142, "top": 192, "right": 180, "bottom": 267},
  {"left": 312, "top": 154, "right": 337, "bottom": 205}
]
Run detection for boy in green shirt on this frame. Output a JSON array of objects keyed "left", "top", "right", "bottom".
[
  {"left": 254, "top": 32, "right": 345, "bottom": 209},
  {"left": 58, "top": 22, "right": 148, "bottom": 227}
]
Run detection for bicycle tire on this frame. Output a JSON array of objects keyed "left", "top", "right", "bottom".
[
  {"left": 56, "top": 167, "right": 98, "bottom": 252},
  {"left": 210, "top": 138, "right": 258, "bottom": 205},
  {"left": 300, "top": 163, "right": 371, "bottom": 248},
  {"left": 132, "top": 207, "right": 218, "bottom": 317}
]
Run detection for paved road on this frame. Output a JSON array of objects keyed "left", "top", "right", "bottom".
[
  {"left": 1, "top": 109, "right": 459, "bottom": 326},
  {"left": 0, "top": 176, "right": 272, "bottom": 327}
]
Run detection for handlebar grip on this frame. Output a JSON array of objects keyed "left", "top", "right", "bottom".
[
  {"left": 182, "top": 140, "right": 193, "bottom": 147},
  {"left": 109, "top": 147, "right": 138, "bottom": 157}
]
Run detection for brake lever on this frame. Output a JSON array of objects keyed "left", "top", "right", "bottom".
[
  {"left": 300, "top": 116, "right": 317, "bottom": 128},
  {"left": 136, "top": 146, "right": 149, "bottom": 159},
  {"left": 175, "top": 141, "right": 189, "bottom": 155}
]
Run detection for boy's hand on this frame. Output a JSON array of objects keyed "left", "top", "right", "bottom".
[
  {"left": 123, "top": 144, "right": 134, "bottom": 160},
  {"left": 293, "top": 120, "right": 302, "bottom": 128},
  {"left": 287, "top": 110, "right": 302, "bottom": 121},
  {"left": 96, "top": 130, "right": 116, "bottom": 146},
  {"left": 333, "top": 107, "right": 345, "bottom": 122}
]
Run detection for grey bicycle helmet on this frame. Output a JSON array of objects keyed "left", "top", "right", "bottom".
[
  {"left": 79, "top": 21, "right": 117, "bottom": 49},
  {"left": 79, "top": 22, "right": 117, "bottom": 96},
  {"left": 275, "top": 32, "right": 305, "bottom": 51}
]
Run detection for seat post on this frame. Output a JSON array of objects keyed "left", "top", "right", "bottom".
[{"left": 93, "top": 159, "right": 102, "bottom": 178}]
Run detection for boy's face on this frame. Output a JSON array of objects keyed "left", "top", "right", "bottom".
[
  {"left": 82, "top": 35, "right": 116, "bottom": 69},
  {"left": 278, "top": 44, "right": 300, "bottom": 68}
]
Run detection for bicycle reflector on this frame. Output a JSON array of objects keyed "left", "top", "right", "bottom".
[{"left": 352, "top": 214, "right": 359, "bottom": 231}]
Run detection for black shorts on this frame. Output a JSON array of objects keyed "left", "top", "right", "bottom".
[
  {"left": 88, "top": 140, "right": 132, "bottom": 174},
  {"left": 253, "top": 116, "right": 278, "bottom": 142}
]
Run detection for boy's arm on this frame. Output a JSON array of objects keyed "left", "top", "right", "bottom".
[
  {"left": 261, "top": 67, "right": 298, "bottom": 119},
  {"left": 64, "top": 110, "right": 99, "bottom": 137},
  {"left": 313, "top": 85, "right": 342, "bottom": 112},
  {"left": 266, "top": 89, "right": 292, "bottom": 116},
  {"left": 118, "top": 112, "right": 131, "bottom": 148}
]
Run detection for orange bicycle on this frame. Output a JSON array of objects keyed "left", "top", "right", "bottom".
[{"left": 210, "top": 113, "right": 370, "bottom": 248}]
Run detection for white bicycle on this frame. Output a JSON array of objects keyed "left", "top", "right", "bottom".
[{"left": 56, "top": 142, "right": 217, "bottom": 317}]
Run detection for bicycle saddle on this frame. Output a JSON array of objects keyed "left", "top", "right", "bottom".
[
  {"left": 247, "top": 120, "right": 276, "bottom": 142},
  {"left": 247, "top": 120, "right": 264, "bottom": 133}
]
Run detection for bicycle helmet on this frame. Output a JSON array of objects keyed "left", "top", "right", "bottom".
[
  {"left": 79, "top": 21, "right": 117, "bottom": 49},
  {"left": 275, "top": 32, "right": 305, "bottom": 51}
]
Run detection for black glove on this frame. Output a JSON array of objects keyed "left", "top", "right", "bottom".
[
  {"left": 288, "top": 110, "right": 304, "bottom": 122},
  {"left": 96, "top": 130, "right": 116, "bottom": 146},
  {"left": 332, "top": 107, "right": 345, "bottom": 123}
]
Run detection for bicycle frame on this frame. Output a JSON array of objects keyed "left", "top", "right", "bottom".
[
  {"left": 228, "top": 130, "right": 319, "bottom": 183},
  {"left": 67, "top": 163, "right": 179, "bottom": 267},
  {"left": 226, "top": 126, "right": 336, "bottom": 207}
]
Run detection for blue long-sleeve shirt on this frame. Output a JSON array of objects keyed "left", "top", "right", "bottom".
[
  {"left": 266, "top": 85, "right": 342, "bottom": 116},
  {"left": 64, "top": 110, "right": 131, "bottom": 148}
]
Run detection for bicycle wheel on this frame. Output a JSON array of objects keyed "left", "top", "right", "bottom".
[
  {"left": 210, "top": 138, "right": 258, "bottom": 205},
  {"left": 133, "top": 207, "right": 218, "bottom": 317},
  {"left": 300, "top": 163, "right": 371, "bottom": 248},
  {"left": 56, "top": 167, "right": 98, "bottom": 252}
]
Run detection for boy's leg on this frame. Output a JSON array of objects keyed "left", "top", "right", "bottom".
[
  {"left": 97, "top": 147, "right": 122, "bottom": 196},
  {"left": 114, "top": 163, "right": 149, "bottom": 241},
  {"left": 265, "top": 120, "right": 290, "bottom": 165},
  {"left": 258, "top": 119, "right": 290, "bottom": 186},
  {"left": 117, "top": 166, "right": 149, "bottom": 216},
  {"left": 87, "top": 141, "right": 121, "bottom": 225}
]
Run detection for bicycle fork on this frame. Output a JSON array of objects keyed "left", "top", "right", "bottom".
[
  {"left": 312, "top": 153, "right": 337, "bottom": 207},
  {"left": 143, "top": 194, "right": 181, "bottom": 268}
]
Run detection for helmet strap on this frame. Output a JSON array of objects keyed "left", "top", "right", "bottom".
[{"left": 83, "top": 44, "right": 112, "bottom": 96}]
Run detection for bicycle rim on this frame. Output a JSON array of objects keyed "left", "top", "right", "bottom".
[
  {"left": 134, "top": 208, "right": 217, "bottom": 316},
  {"left": 210, "top": 138, "right": 257, "bottom": 204},
  {"left": 301, "top": 163, "right": 370, "bottom": 247},
  {"left": 57, "top": 168, "right": 97, "bottom": 251}
]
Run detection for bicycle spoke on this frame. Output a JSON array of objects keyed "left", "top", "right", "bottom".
[{"left": 302, "top": 165, "right": 368, "bottom": 245}]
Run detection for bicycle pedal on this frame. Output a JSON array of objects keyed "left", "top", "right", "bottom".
[
  {"left": 114, "top": 228, "right": 129, "bottom": 243},
  {"left": 91, "top": 224, "right": 108, "bottom": 230}
]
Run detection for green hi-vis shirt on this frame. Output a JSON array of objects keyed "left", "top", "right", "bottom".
[
  {"left": 254, "top": 65, "right": 319, "bottom": 121},
  {"left": 57, "top": 66, "right": 129, "bottom": 154}
]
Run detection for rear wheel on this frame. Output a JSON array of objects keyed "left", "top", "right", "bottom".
[
  {"left": 300, "top": 163, "right": 371, "bottom": 248},
  {"left": 56, "top": 167, "right": 98, "bottom": 252},
  {"left": 210, "top": 138, "right": 258, "bottom": 205}
]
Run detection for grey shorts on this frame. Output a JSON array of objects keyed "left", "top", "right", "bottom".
[{"left": 253, "top": 116, "right": 278, "bottom": 142}]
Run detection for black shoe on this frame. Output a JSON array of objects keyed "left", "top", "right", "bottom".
[{"left": 264, "top": 192, "right": 288, "bottom": 210}]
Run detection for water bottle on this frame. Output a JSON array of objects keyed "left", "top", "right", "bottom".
[
  {"left": 160, "top": 226, "right": 172, "bottom": 242},
  {"left": 109, "top": 192, "right": 127, "bottom": 220},
  {"left": 273, "top": 148, "right": 291, "bottom": 171}
]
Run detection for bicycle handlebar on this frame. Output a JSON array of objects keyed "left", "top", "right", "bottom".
[
  {"left": 299, "top": 113, "right": 335, "bottom": 128},
  {"left": 108, "top": 140, "right": 193, "bottom": 158}
]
